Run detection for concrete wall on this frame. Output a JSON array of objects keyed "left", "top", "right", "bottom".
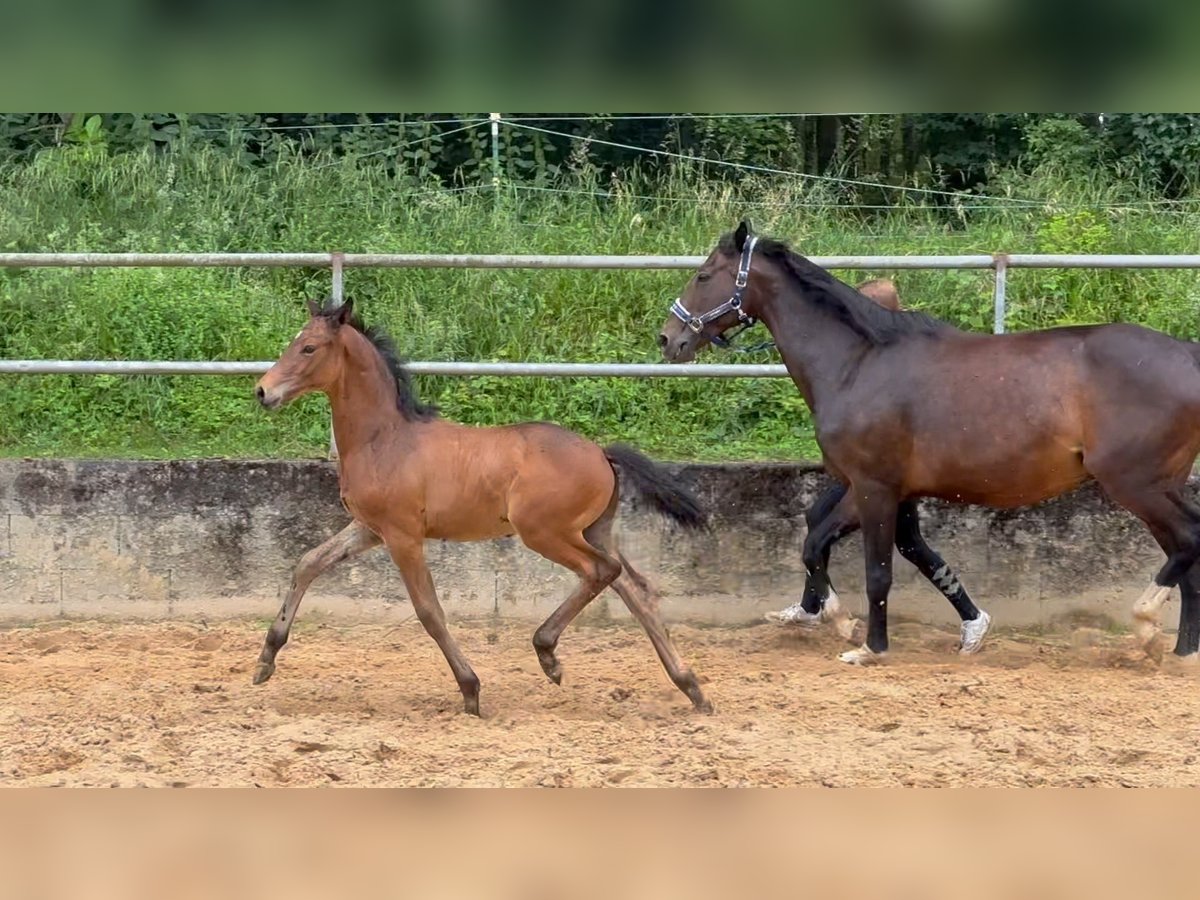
[{"left": 0, "top": 459, "right": 1178, "bottom": 630}]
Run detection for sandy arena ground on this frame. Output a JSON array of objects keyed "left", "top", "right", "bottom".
[{"left": 2, "top": 615, "right": 1199, "bottom": 787}]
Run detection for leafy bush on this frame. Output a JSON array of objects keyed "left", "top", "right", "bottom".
[{"left": 2, "top": 145, "right": 1199, "bottom": 461}]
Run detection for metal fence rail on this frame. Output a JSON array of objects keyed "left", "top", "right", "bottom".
[
  {"left": 0, "top": 360, "right": 790, "bottom": 377},
  {"left": 4, "top": 251, "right": 1200, "bottom": 378}
]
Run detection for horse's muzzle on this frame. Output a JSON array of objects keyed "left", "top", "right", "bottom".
[{"left": 659, "top": 332, "right": 698, "bottom": 364}]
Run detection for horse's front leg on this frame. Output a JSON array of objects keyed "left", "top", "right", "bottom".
[{"left": 839, "top": 482, "right": 898, "bottom": 665}]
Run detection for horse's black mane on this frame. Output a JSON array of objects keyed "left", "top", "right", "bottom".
[
  {"left": 315, "top": 298, "right": 439, "bottom": 422},
  {"left": 720, "top": 233, "right": 949, "bottom": 345}
]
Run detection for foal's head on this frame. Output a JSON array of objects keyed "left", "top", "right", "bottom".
[{"left": 255, "top": 299, "right": 355, "bottom": 409}]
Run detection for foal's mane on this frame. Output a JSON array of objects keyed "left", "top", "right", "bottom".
[
  {"left": 315, "top": 298, "right": 439, "bottom": 422},
  {"left": 721, "top": 233, "right": 949, "bottom": 345}
]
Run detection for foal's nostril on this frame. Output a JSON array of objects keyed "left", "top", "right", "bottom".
[
  {"left": 255, "top": 386, "right": 266, "bottom": 403},
  {"left": 657, "top": 333, "right": 669, "bottom": 349}
]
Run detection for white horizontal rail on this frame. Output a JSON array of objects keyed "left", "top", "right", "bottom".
[
  {"left": 5, "top": 251, "right": 1200, "bottom": 375},
  {"left": 0, "top": 360, "right": 790, "bottom": 377},
  {"left": 4, "top": 251, "right": 1200, "bottom": 269},
  {"left": 0, "top": 251, "right": 995, "bottom": 269}
]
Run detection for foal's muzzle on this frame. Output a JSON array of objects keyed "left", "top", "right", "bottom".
[{"left": 255, "top": 383, "right": 283, "bottom": 410}]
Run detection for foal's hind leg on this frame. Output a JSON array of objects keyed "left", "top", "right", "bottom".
[
  {"left": 522, "top": 523, "right": 621, "bottom": 687},
  {"left": 610, "top": 549, "right": 713, "bottom": 713},
  {"left": 254, "top": 520, "right": 381, "bottom": 685},
  {"left": 894, "top": 501, "right": 991, "bottom": 655}
]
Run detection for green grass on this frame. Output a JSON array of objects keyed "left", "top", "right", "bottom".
[{"left": 2, "top": 144, "right": 1200, "bottom": 461}]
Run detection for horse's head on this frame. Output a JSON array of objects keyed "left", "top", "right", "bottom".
[
  {"left": 255, "top": 298, "right": 354, "bottom": 409},
  {"left": 659, "top": 220, "right": 762, "bottom": 363}
]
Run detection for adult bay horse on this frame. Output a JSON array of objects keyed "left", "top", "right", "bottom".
[
  {"left": 660, "top": 220, "right": 1200, "bottom": 665},
  {"left": 254, "top": 297, "right": 712, "bottom": 715},
  {"left": 762, "top": 277, "right": 991, "bottom": 657}
]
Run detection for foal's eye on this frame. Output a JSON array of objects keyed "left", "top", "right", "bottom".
[
  {"left": 696, "top": 272, "right": 711, "bottom": 282},
  {"left": 301, "top": 345, "right": 317, "bottom": 355}
]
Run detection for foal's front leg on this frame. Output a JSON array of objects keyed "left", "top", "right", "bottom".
[
  {"left": 839, "top": 483, "right": 898, "bottom": 665},
  {"left": 254, "top": 520, "right": 381, "bottom": 685},
  {"left": 386, "top": 535, "right": 482, "bottom": 716}
]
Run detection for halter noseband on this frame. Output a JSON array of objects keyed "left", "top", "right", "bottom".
[{"left": 669, "top": 235, "right": 759, "bottom": 348}]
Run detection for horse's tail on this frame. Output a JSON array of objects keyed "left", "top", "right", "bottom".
[{"left": 603, "top": 443, "right": 709, "bottom": 531}]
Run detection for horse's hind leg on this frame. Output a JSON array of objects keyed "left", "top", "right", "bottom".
[
  {"left": 1176, "top": 564, "right": 1200, "bottom": 658},
  {"left": 254, "top": 520, "right": 381, "bottom": 685},
  {"left": 1094, "top": 477, "right": 1200, "bottom": 658},
  {"left": 1169, "top": 494, "right": 1200, "bottom": 658},
  {"left": 894, "top": 500, "right": 991, "bottom": 655},
  {"left": 609, "top": 549, "right": 713, "bottom": 713}
]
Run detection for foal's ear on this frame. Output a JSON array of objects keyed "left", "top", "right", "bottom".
[
  {"left": 733, "top": 219, "right": 753, "bottom": 252},
  {"left": 305, "top": 298, "right": 322, "bottom": 318},
  {"left": 332, "top": 297, "right": 354, "bottom": 327}
]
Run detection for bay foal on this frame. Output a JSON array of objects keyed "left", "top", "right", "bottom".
[{"left": 254, "top": 298, "right": 712, "bottom": 714}]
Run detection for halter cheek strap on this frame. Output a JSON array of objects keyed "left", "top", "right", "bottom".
[{"left": 669, "top": 236, "right": 759, "bottom": 346}]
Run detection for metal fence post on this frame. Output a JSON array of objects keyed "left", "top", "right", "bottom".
[
  {"left": 328, "top": 252, "right": 344, "bottom": 460},
  {"left": 992, "top": 254, "right": 1008, "bottom": 335},
  {"left": 490, "top": 113, "right": 501, "bottom": 189}
]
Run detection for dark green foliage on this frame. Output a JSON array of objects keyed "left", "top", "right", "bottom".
[{"left": 1, "top": 117, "right": 1199, "bottom": 462}]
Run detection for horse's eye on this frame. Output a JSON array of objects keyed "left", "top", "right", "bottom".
[
  {"left": 697, "top": 272, "right": 711, "bottom": 282},
  {"left": 301, "top": 345, "right": 317, "bottom": 355}
]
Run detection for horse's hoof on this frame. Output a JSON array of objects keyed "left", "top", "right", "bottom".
[
  {"left": 694, "top": 698, "right": 715, "bottom": 714},
  {"left": 464, "top": 694, "right": 481, "bottom": 717},
  {"left": 838, "top": 645, "right": 885, "bottom": 666},
  {"left": 252, "top": 662, "right": 275, "bottom": 685},
  {"left": 958, "top": 610, "right": 992, "bottom": 655}
]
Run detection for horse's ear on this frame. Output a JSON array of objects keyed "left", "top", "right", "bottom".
[
  {"left": 332, "top": 298, "right": 354, "bottom": 327},
  {"left": 734, "top": 219, "right": 753, "bottom": 251},
  {"left": 305, "top": 299, "right": 321, "bottom": 318}
]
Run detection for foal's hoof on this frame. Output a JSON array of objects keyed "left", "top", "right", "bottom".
[
  {"left": 252, "top": 661, "right": 275, "bottom": 685},
  {"left": 832, "top": 615, "right": 860, "bottom": 644},
  {"left": 958, "top": 610, "right": 992, "bottom": 656},
  {"left": 838, "top": 645, "right": 886, "bottom": 666},
  {"left": 694, "top": 697, "right": 715, "bottom": 715},
  {"left": 536, "top": 650, "right": 563, "bottom": 685},
  {"left": 464, "top": 694, "right": 481, "bottom": 717}
]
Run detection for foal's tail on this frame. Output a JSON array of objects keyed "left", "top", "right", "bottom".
[{"left": 604, "top": 443, "right": 709, "bottom": 531}]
